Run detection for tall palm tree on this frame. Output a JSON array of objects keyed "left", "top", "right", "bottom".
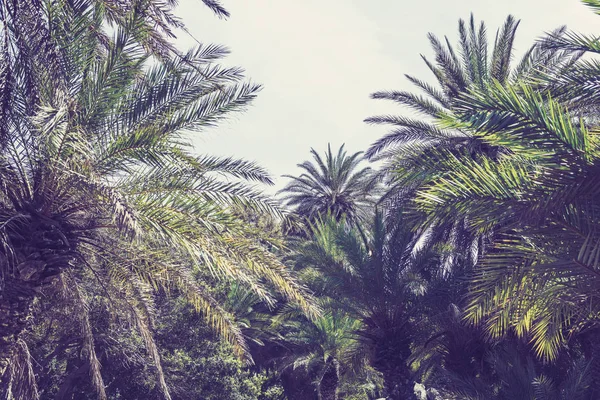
[
  {"left": 279, "top": 144, "right": 377, "bottom": 227},
  {"left": 365, "top": 2, "right": 600, "bottom": 388},
  {"left": 0, "top": 1, "right": 316, "bottom": 396}
]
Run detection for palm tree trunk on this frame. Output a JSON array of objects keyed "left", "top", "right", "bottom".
[
  {"left": 0, "top": 224, "right": 77, "bottom": 391},
  {"left": 0, "top": 213, "right": 75, "bottom": 384},
  {"left": 373, "top": 335, "right": 414, "bottom": 400},
  {"left": 380, "top": 365, "right": 414, "bottom": 400},
  {"left": 319, "top": 361, "right": 339, "bottom": 400},
  {"left": 0, "top": 277, "right": 37, "bottom": 381}
]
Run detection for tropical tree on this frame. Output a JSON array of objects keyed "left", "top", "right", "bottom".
[
  {"left": 399, "top": 75, "right": 600, "bottom": 363},
  {"left": 275, "top": 308, "right": 368, "bottom": 400},
  {"left": 296, "top": 213, "right": 436, "bottom": 399},
  {"left": 279, "top": 144, "right": 377, "bottom": 227},
  {"left": 364, "top": 15, "right": 578, "bottom": 275},
  {"left": 0, "top": 0, "right": 316, "bottom": 396},
  {"left": 363, "top": 3, "right": 600, "bottom": 395}
]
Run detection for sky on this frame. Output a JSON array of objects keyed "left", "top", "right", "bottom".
[{"left": 174, "top": 0, "right": 600, "bottom": 191}]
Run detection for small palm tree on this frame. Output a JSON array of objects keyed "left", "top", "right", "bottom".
[
  {"left": 274, "top": 302, "right": 383, "bottom": 400},
  {"left": 279, "top": 144, "right": 377, "bottom": 227},
  {"left": 278, "top": 310, "right": 362, "bottom": 400}
]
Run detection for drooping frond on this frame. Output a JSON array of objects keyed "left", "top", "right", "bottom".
[
  {"left": 200, "top": 0, "right": 230, "bottom": 18},
  {"left": 5, "top": 340, "right": 39, "bottom": 400}
]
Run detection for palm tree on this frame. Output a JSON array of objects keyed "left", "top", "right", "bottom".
[
  {"left": 401, "top": 76, "right": 600, "bottom": 363},
  {"left": 0, "top": 1, "right": 316, "bottom": 396},
  {"left": 297, "top": 213, "right": 436, "bottom": 399},
  {"left": 364, "top": 3, "right": 600, "bottom": 387},
  {"left": 364, "top": 15, "right": 576, "bottom": 275},
  {"left": 277, "top": 309, "right": 366, "bottom": 400},
  {"left": 279, "top": 144, "right": 377, "bottom": 227},
  {"left": 365, "top": 14, "right": 571, "bottom": 162}
]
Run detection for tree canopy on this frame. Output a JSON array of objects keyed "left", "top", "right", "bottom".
[{"left": 3, "top": 1, "right": 600, "bottom": 400}]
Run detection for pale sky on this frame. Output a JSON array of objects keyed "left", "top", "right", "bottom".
[{"left": 174, "top": 0, "right": 599, "bottom": 190}]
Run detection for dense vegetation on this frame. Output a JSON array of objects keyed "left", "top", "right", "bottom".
[{"left": 2, "top": 0, "right": 600, "bottom": 399}]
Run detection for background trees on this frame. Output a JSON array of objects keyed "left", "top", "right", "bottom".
[
  {"left": 276, "top": 6, "right": 600, "bottom": 398},
  {"left": 279, "top": 144, "right": 377, "bottom": 227}
]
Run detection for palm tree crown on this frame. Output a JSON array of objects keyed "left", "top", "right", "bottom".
[
  {"left": 364, "top": 14, "right": 571, "bottom": 167},
  {"left": 363, "top": 15, "right": 573, "bottom": 276},
  {"left": 279, "top": 144, "right": 376, "bottom": 226}
]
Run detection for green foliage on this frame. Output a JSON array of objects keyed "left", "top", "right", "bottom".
[
  {"left": 294, "top": 213, "right": 436, "bottom": 399},
  {"left": 280, "top": 144, "right": 378, "bottom": 228},
  {"left": 8, "top": 1, "right": 600, "bottom": 399},
  {"left": 0, "top": 0, "right": 314, "bottom": 397},
  {"left": 23, "top": 293, "right": 285, "bottom": 400},
  {"left": 406, "top": 79, "right": 600, "bottom": 361},
  {"left": 361, "top": 3, "right": 600, "bottom": 399}
]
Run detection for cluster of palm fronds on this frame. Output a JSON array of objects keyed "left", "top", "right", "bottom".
[
  {"left": 372, "top": 11, "right": 600, "bottom": 364},
  {"left": 358, "top": 2, "right": 600, "bottom": 399}
]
